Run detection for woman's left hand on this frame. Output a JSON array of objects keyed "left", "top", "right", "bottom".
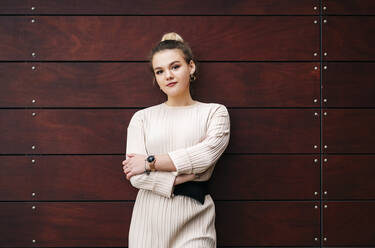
[{"left": 122, "top": 153, "right": 147, "bottom": 180}]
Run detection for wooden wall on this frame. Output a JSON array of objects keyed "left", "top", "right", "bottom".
[{"left": 1, "top": 0, "right": 375, "bottom": 247}]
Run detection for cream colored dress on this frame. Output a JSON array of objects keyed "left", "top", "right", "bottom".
[{"left": 125, "top": 101, "right": 230, "bottom": 248}]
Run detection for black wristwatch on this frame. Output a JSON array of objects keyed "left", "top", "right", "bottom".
[{"left": 146, "top": 155, "right": 156, "bottom": 172}]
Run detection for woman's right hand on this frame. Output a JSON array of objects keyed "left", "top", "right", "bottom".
[{"left": 174, "top": 173, "right": 197, "bottom": 185}]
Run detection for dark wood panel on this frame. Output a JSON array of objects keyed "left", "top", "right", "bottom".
[
  {"left": 323, "top": 17, "right": 375, "bottom": 60},
  {"left": 217, "top": 202, "right": 320, "bottom": 246},
  {"left": 324, "top": 0, "right": 375, "bottom": 15},
  {"left": 0, "top": 0, "right": 318, "bottom": 15},
  {"left": 0, "top": 16, "right": 319, "bottom": 61},
  {"left": 0, "top": 202, "right": 320, "bottom": 246},
  {"left": 0, "top": 109, "right": 134, "bottom": 154},
  {"left": 0, "top": 202, "right": 132, "bottom": 246},
  {"left": 0, "top": 109, "right": 316, "bottom": 154},
  {"left": 323, "top": 109, "right": 375, "bottom": 153},
  {"left": 323, "top": 155, "right": 375, "bottom": 199},
  {"left": 323, "top": 202, "right": 375, "bottom": 245},
  {"left": 0, "top": 62, "right": 320, "bottom": 108},
  {"left": 0, "top": 17, "right": 29, "bottom": 60},
  {"left": 0, "top": 155, "right": 137, "bottom": 201},
  {"left": 210, "top": 155, "right": 320, "bottom": 200},
  {"left": 228, "top": 109, "right": 320, "bottom": 153},
  {"left": 0, "top": 155, "right": 319, "bottom": 201},
  {"left": 323, "top": 62, "right": 375, "bottom": 107}
]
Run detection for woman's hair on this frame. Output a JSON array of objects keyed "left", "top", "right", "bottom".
[{"left": 147, "top": 32, "right": 198, "bottom": 95}]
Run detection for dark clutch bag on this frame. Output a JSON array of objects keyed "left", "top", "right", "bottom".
[{"left": 173, "top": 180, "right": 209, "bottom": 205}]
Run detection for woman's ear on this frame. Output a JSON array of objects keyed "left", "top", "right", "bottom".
[{"left": 189, "top": 60, "right": 196, "bottom": 75}]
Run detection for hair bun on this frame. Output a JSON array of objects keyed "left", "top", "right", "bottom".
[{"left": 160, "top": 32, "right": 184, "bottom": 43}]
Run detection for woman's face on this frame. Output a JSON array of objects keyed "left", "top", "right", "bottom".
[{"left": 152, "top": 49, "right": 195, "bottom": 98}]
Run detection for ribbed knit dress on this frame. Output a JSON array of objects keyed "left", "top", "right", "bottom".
[{"left": 125, "top": 100, "right": 230, "bottom": 248}]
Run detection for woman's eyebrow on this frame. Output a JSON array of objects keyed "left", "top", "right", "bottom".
[{"left": 154, "top": 60, "right": 180, "bottom": 70}]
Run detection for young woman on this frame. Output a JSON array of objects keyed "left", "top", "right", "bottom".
[{"left": 122, "top": 32, "right": 230, "bottom": 247}]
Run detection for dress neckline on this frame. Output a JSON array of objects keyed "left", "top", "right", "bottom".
[{"left": 161, "top": 100, "right": 200, "bottom": 109}]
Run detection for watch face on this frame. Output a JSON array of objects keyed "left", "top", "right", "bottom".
[{"left": 147, "top": 155, "right": 155, "bottom": 163}]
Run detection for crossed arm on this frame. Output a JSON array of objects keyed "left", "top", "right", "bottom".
[{"left": 123, "top": 104, "right": 230, "bottom": 198}]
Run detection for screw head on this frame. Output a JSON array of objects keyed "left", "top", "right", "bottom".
[
  {"left": 314, "top": 112, "right": 318, "bottom": 116},
  {"left": 32, "top": 99, "right": 36, "bottom": 103},
  {"left": 32, "top": 112, "right": 36, "bottom": 116},
  {"left": 32, "top": 192, "right": 36, "bottom": 196},
  {"left": 323, "top": 6, "right": 327, "bottom": 10},
  {"left": 31, "top": 52, "right": 36, "bottom": 57},
  {"left": 314, "top": 6, "right": 317, "bottom": 10},
  {"left": 314, "top": 52, "right": 318, "bottom": 56},
  {"left": 324, "top": 158, "right": 328, "bottom": 162},
  {"left": 314, "top": 205, "right": 318, "bottom": 209},
  {"left": 324, "top": 145, "right": 328, "bottom": 148},
  {"left": 32, "top": 239, "right": 36, "bottom": 243},
  {"left": 324, "top": 112, "right": 327, "bottom": 116},
  {"left": 31, "top": 159, "right": 35, "bottom": 163},
  {"left": 32, "top": 206, "right": 36, "bottom": 210},
  {"left": 323, "top": 19, "right": 327, "bottom": 23},
  {"left": 314, "top": 191, "right": 318, "bottom": 195},
  {"left": 324, "top": 65, "right": 327, "bottom": 70},
  {"left": 314, "top": 145, "right": 318, "bottom": 149},
  {"left": 324, "top": 52, "right": 327, "bottom": 56},
  {"left": 31, "top": 145, "right": 35, "bottom": 149},
  {"left": 324, "top": 205, "right": 328, "bottom": 208},
  {"left": 31, "top": 6, "right": 36, "bottom": 10},
  {"left": 314, "top": 66, "right": 318, "bottom": 70},
  {"left": 314, "top": 20, "right": 318, "bottom": 24},
  {"left": 314, "top": 99, "right": 318, "bottom": 103},
  {"left": 314, "top": 158, "right": 318, "bottom": 163}
]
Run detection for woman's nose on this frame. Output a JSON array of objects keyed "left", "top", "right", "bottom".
[{"left": 165, "top": 69, "right": 173, "bottom": 79}]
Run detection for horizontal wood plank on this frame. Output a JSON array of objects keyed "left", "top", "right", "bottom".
[
  {"left": 0, "top": 62, "right": 320, "bottom": 108},
  {"left": 323, "top": 109, "right": 375, "bottom": 153},
  {"left": 0, "top": 16, "right": 319, "bottom": 61},
  {"left": 0, "top": 0, "right": 319, "bottom": 15},
  {"left": 0, "top": 155, "right": 320, "bottom": 201},
  {"left": 323, "top": 202, "right": 375, "bottom": 245},
  {"left": 323, "top": 62, "right": 375, "bottom": 107},
  {"left": 0, "top": 201, "right": 320, "bottom": 246},
  {"left": 323, "top": 155, "right": 375, "bottom": 199},
  {"left": 323, "top": 17, "right": 375, "bottom": 60},
  {"left": 324, "top": 0, "right": 375, "bottom": 15},
  {"left": 0, "top": 109, "right": 320, "bottom": 154}
]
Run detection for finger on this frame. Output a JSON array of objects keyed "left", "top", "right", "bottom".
[
  {"left": 126, "top": 172, "right": 132, "bottom": 180},
  {"left": 128, "top": 153, "right": 135, "bottom": 157}
]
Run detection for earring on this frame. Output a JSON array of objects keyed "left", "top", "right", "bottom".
[{"left": 190, "top": 74, "right": 196, "bottom": 82}]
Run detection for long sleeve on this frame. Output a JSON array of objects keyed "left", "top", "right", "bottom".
[
  {"left": 167, "top": 104, "right": 230, "bottom": 176},
  {"left": 126, "top": 110, "right": 176, "bottom": 198}
]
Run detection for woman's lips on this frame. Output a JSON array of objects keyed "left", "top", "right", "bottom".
[{"left": 167, "top": 82, "right": 177, "bottom": 87}]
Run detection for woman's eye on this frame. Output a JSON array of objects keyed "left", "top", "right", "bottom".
[
  {"left": 156, "top": 70, "right": 162, "bottom": 75},
  {"left": 172, "top": 65, "right": 180, "bottom": 70}
]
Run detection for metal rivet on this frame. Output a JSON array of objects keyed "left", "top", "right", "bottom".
[
  {"left": 323, "top": 99, "right": 327, "bottom": 102},
  {"left": 314, "top": 192, "right": 318, "bottom": 195},
  {"left": 324, "top": 145, "right": 328, "bottom": 148},
  {"left": 324, "top": 191, "right": 327, "bottom": 194},
  {"left": 32, "top": 112, "right": 36, "bottom": 116},
  {"left": 31, "top": 66, "right": 36, "bottom": 70},
  {"left": 314, "top": 205, "right": 318, "bottom": 209},
  {"left": 314, "top": 66, "right": 318, "bottom": 70},
  {"left": 32, "top": 192, "right": 36, "bottom": 197},
  {"left": 323, "top": 19, "right": 327, "bottom": 23},
  {"left": 313, "top": 52, "right": 318, "bottom": 56},
  {"left": 31, "top": 19, "right": 35, "bottom": 23},
  {"left": 324, "top": 158, "right": 327, "bottom": 162},
  {"left": 31, "top": 145, "right": 35, "bottom": 150},
  {"left": 314, "top": 112, "right": 318, "bottom": 116},
  {"left": 324, "top": 112, "right": 327, "bottom": 116},
  {"left": 314, "top": 158, "right": 318, "bottom": 163},
  {"left": 32, "top": 239, "right": 36, "bottom": 243},
  {"left": 31, "top": 6, "right": 36, "bottom": 10},
  {"left": 313, "top": 6, "right": 317, "bottom": 10},
  {"left": 324, "top": 237, "right": 327, "bottom": 241},
  {"left": 323, "top": 6, "right": 327, "bottom": 10},
  {"left": 324, "top": 52, "right": 327, "bottom": 56},
  {"left": 314, "top": 237, "right": 318, "bottom": 241},
  {"left": 32, "top": 206, "right": 36, "bottom": 210},
  {"left": 324, "top": 65, "right": 327, "bottom": 70},
  {"left": 31, "top": 159, "right": 35, "bottom": 163},
  {"left": 32, "top": 99, "right": 36, "bottom": 103},
  {"left": 314, "top": 20, "right": 318, "bottom": 24},
  {"left": 324, "top": 205, "right": 328, "bottom": 208},
  {"left": 31, "top": 52, "right": 36, "bottom": 57},
  {"left": 314, "top": 99, "right": 318, "bottom": 103},
  {"left": 314, "top": 145, "right": 318, "bottom": 149}
]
